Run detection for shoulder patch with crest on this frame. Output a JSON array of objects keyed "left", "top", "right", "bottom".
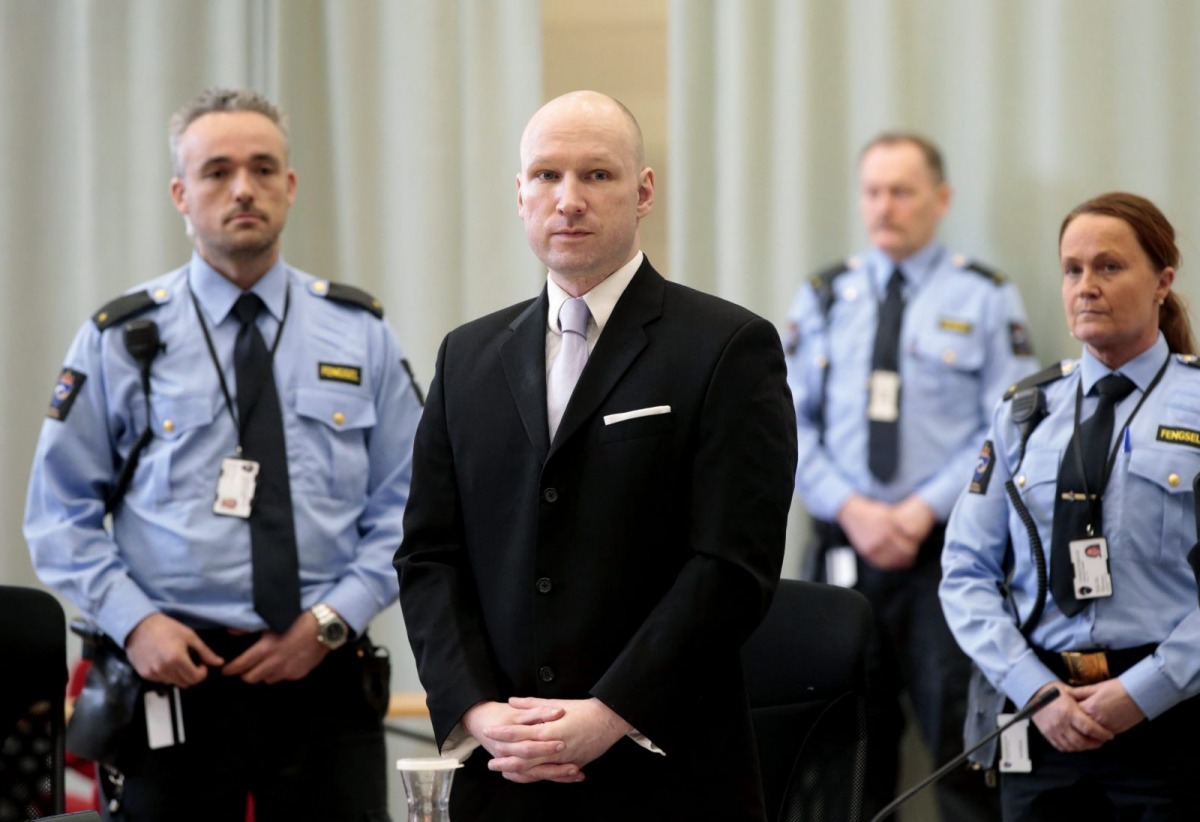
[
  {"left": 969, "top": 439, "right": 996, "bottom": 494},
  {"left": 47, "top": 368, "right": 86, "bottom": 421},
  {"left": 401, "top": 359, "right": 425, "bottom": 406},
  {"left": 1009, "top": 322, "right": 1034, "bottom": 357}
]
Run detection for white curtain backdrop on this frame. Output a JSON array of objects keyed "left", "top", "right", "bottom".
[
  {"left": 668, "top": 0, "right": 1200, "bottom": 575},
  {"left": 11, "top": 0, "right": 1200, "bottom": 722},
  {"left": 669, "top": 0, "right": 1200, "bottom": 354},
  {"left": 0, "top": 0, "right": 541, "bottom": 714}
]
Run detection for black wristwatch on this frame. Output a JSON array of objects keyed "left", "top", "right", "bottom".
[{"left": 311, "top": 603, "right": 350, "bottom": 651}]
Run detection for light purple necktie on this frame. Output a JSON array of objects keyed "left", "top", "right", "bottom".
[{"left": 548, "top": 297, "right": 591, "bottom": 440}]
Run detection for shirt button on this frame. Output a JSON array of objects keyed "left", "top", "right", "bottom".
[
  {"left": 333, "top": 411, "right": 345, "bottom": 426},
  {"left": 543, "top": 488, "right": 558, "bottom": 503},
  {"left": 536, "top": 577, "right": 552, "bottom": 593},
  {"left": 942, "top": 349, "right": 957, "bottom": 365},
  {"left": 539, "top": 666, "right": 555, "bottom": 682},
  {"left": 1169, "top": 473, "right": 1181, "bottom": 487},
  {"left": 162, "top": 419, "right": 175, "bottom": 433},
  {"left": 1016, "top": 475, "right": 1026, "bottom": 488}
]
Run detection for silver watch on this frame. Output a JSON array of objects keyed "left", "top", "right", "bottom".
[{"left": 311, "top": 603, "right": 350, "bottom": 650}]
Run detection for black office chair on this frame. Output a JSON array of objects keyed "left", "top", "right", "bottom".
[
  {"left": 742, "top": 579, "right": 873, "bottom": 822},
  {"left": 0, "top": 585, "right": 68, "bottom": 822},
  {"left": 32, "top": 813, "right": 102, "bottom": 821}
]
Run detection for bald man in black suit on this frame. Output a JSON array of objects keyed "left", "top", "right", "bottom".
[{"left": 396, "top": 90, "right": 797, "bottom": 820}]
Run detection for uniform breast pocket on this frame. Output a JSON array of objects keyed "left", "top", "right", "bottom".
[
  {"left": 133, "top": 394, "right": 220, "bottom": 502},
  {"left": 908, "top": 331, "right": 986, "bottom": 415},
  {"left": 293, "top": 387, "right": 376, "bottom": 500},
  {"left": 1123, "top": 445, "right": 1200, "bottom": 562},
  {"left": 1014, "top": 447, "right": 1062, "bottom": 528}
]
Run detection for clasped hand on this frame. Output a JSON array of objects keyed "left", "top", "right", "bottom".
[
  {"left": 463, "top": 697, "right": 632, "bottom": 784},
  {"left": 838, "top": 494, "right": 936, "bottom": 570},
  {"left": 1030, "top": 679, "right": 1145, "bottom": 753},
  {"left": 125, "top": 611, "right": 328, "bottom": 687}
]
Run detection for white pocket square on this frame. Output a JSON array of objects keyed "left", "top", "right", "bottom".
[{"left": 603, "top": 405, "right": 672, "bottom": 425}]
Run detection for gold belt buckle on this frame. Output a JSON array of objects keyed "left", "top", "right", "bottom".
[{"left": 1061, "top": 651, "right": 1111, "bottom": 685}]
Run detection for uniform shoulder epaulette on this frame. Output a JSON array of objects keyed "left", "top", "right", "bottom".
[
  {"left": 808, "top": 260, "right": 851, "bottom": 291},
  {"left": 1002, "top": 360, "right": 1074, "bottom": 400},
  {"left": 809, "top": 260, "right": 854, "bottom": 316},
  {"left": 309, "top": 280, "right": 384, "bottom": 319},
  {"left": 92, "top": 288, "right": 169, "bottom": 331},
  {"left": 1175, "top": 353, "right": 1200, "bottom": 369},
  {"left": 951, "top": 253, "right": 1007, "bottom": 285}
]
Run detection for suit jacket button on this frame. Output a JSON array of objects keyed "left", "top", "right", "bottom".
[
  {"left": 539, "top": 666, "right": 555, "bottom": 682},
  {"left": 536, "top": 577, "right": 552, "bottom": 593},
  {"left": 542, "top": 487, "right": 558, "bottom": 503}
]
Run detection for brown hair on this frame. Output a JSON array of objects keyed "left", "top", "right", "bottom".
[
  {"left": 1060, "top": 191, "right": 1195, "bottom": 355},
  {"left": 860, "top": 132, "right": 946, "bottom": 183}
]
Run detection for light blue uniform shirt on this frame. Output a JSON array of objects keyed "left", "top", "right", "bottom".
[
  {"left": 941, "top": 335, "right": 1200, "bottom": 719},
  {"left": 24, "top": 253, "right": 423, "bottom": 646},
  {"left": 786, "top": 242, "right": 1038, "bottom": 521}
]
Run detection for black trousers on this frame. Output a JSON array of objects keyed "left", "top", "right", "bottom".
[
  {"left": 1001, "top": 689, "right": 1200, "bottom": 821},
  {"left": 99, "top": 630, "right": 390, "bottom": 822},
  {"left": 813, "top": 521, "right": 999, "bottom": 822}
]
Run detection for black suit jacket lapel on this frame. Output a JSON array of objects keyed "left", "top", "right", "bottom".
[
  {"left": 550, "top": 259, "right": 664, "bottom": 454},
  {"left": 500, "top": 291, "right": 551, "bottom": 459}
]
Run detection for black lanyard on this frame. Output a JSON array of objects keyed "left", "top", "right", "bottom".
[
  {"left": 188, "top": 280, "right": 291, "bottom": 452},
  {"left": 1070, "top": 353, "right": 1170, "bottom": 529}
]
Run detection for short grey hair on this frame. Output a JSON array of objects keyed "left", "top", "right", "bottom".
[{"left": 168, "top": 88, "right": 288, "bottom": 176}]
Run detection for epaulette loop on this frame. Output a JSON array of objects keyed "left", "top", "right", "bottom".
[
  {"left": 309, "top": 280, "right": 384, "bottom": 319},
  {"left": 1175, "top": 353, "right": 1200, "bottom": 369},
  {"left": 1003, "top": 360, "right": 1074, "bottom": 400},
  {"left": 810, "top": 259, "right": 851, "bottom": 289},
  {"left": 953, "top": 254, "right": 1007, "bottom": 285},
  {"left": 810, "top": 260, "right": 853, "bottom": 317},
  {"left": 92, "top": 288, "right": 169, "bottom": 331}
]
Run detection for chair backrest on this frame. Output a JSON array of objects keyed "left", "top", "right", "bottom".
[
  {"left": 742, "top": 579, "right": 873, "bottom": 822},
  {"left": 0, "top": 585, "right": 68, "bottom": 821}
]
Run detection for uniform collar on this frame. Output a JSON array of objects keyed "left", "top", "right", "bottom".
[
  {"left": 545, "top": 250, "right": 643, "bottom": 335},
  {"left": 1079, "top": 332, "right": 1168, "bottom": 395},
  {"left": 867, "top": 241, "right": 944, "bottom": 293},
  {"left": 187, "top": 250, "right": 289, "bottom": 326}
]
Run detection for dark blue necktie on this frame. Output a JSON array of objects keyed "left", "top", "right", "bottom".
[
  {"left": 868, "top": 267, "right": 905, "bottom": 482},
  {"left": 234, "top": 293, "right": 301, "bottom": 633},
  {"left": 1049, "top": 374, "right": 1136, "bottom": 617}
]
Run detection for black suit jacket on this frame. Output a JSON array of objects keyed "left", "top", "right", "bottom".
[{"left": 396, "top": 259, "right": 797, "bottom": 820}]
